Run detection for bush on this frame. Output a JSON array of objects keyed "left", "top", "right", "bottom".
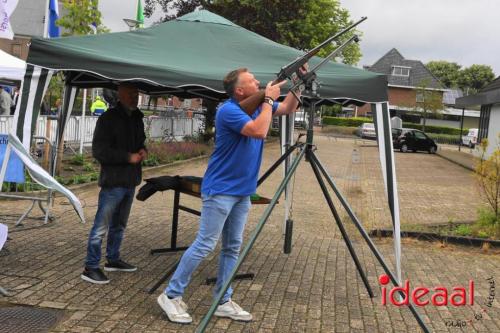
[
  {"left": 321, "top": 117, "right": 467, "bottom": 135},
  {"left": 454, "top": 224, "right": 472, "bottom": 236},
  {"left": 322, "top": 117, "right": 372, "bottom": 127},
  {"left": 69, "top": 154, "right": 85, "bottom": 166}
]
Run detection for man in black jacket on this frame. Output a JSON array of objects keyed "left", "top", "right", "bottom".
[{"left": 81, "top": 83, "right": 147, "bottom": 284}]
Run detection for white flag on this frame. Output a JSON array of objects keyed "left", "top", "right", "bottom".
[{"left": 0, "top": 0, "right": 19, "bottom": 40}]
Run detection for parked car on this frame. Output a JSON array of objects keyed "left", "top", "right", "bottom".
[
  {"left": 294, "top": 111, "right": 309, "bottom": 128},
  {"left": 356, "top": 123, "right": 376, "bottom": 139},
  {"left": 461, "top": 128, "right": 478, "bottom": 148},
  {"left": 393, "top": 129, "right": 438, "bottom": 154},
  {"left": 391, "top": 128, "right": 412, "bottom": 140}
]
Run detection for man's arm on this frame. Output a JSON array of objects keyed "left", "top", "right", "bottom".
[
  {"left": 241, "top": 81, "right": 286, "bottom": 139},
  {"left": 273, "top": 89, "right": 301, "bottom": 116}
]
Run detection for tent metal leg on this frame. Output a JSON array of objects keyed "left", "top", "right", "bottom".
[
  {"left": 0, "top": 286, "right": 11, "bottom": 297},
  {"left": 15, "top": 200, "right": 36, "bottom": 226}
]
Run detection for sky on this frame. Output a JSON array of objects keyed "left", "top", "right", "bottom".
[{"left": 99, "top": 0, "right": 500, "bottom": 75}]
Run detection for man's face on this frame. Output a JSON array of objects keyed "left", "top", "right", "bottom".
[
  {"left": 234, "top": 71, "right": 260, "bottom": 99},
  {"left": 118, "top": 85, "right": 139, "bottom": 109}
]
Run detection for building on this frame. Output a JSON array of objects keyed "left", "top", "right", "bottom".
[
  {"left": 456, "top": 77, "right": 500, "bottom": 157},
  {"left": 357, "top": 48, "right": 479, "bottom": 128},
  {"left": 0, "top": 0, "right": 59, "bottom": 60}
]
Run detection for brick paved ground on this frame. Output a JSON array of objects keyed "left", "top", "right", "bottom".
[{"left": 1, "top": 135, "right": 499, "bottom": 333}]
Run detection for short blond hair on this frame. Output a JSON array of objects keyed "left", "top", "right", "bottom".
[{"left": 223, "top": 68, "right": 248, "bottom": 96}]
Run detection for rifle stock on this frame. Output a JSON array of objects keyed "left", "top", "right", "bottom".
[{"left": 239, "top": 90, "right": 266, "bottom": 115}]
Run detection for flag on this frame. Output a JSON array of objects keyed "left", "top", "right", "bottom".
[
  {"left": 136, "top": 0, "right": 144, "bottom": 28},
  {"left": 48, "top": 0, "right": 60, "bottom": 38},
  {"left": 0, "top": 0, "right": 19, "bottom": 40}
]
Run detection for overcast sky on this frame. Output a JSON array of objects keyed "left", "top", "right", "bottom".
[{"left": 99, "top": 0, "right": 500, "bottom": 75}]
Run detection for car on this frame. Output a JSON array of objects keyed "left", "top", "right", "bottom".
[
  {"left": 393, "top": 129, "right": 438, "bottom": 154},
  {"left": 461, "top": 128, "right": 478, "bottom": 148},
  {"left": 294, "top": 111, "right": 309, "bottom": 128},
  {"left": 356, "top": 123, "right": 376, "bottom": 139}
]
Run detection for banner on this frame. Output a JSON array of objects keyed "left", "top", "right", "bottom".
[
  {"left": 0, "top": 134, "right": 24, "bottom": 183},
  {"left": 0, "top": 0, "right": 19, "bottom": 40}
]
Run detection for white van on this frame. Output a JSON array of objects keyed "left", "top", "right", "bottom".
[{"left": 461, "top": 128, "right": 478, "bottom": 148}]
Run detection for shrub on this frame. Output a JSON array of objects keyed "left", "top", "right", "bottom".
[
  {"left": 321, "top": 117, "right": 467, "bottom": 135},
  {"left": 454, "top": 224, "right": 472, "bottom": 236},
  {"left": 70, "top": 154, "right": 85, "bottom": 166},
  {"left": 83, "top": 162, "right": 95, "bottom": 172},
  {"left": 322, "top": 117, "right": 372, "bottom": 127}
]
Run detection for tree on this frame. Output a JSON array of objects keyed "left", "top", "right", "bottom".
[
  {"left": 457, "top": 64, "right": 495, "bottom": 95},
  {"left": 57, "top": 0, "right": 109, "bottom": 36},
  {"left": 426, "top": 61, "right": 461, "bottom": 88},
  {"left": 144, "top": 0, "right": 361, "bottom": 64},
  {"left": 414, "top": 79, "right": 444, "bottom": 133}
]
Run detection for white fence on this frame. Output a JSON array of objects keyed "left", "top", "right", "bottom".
[{"left": 0, "top": 115, "right": 204, "bottom": 148}]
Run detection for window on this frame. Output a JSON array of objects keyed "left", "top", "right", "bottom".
[
  {"left": 414, "top": 131, "right": 427, "bottom": 139},
  {"left": 392, "top": 66, "right": 410, "bottom": 76},
  {"left": 11, "top": 44, "right": 21, "bottom": 58},
  {"left": 478, "top": 105, "right": 491, "bottom": 143}
]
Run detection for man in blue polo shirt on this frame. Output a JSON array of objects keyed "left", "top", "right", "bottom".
[{"left": 158, "top": 68, "right": 303, "bottom": 324}]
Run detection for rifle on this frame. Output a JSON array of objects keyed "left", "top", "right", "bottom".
[{"left": 239, "top": 16, "right": 367, "bottom": 115}]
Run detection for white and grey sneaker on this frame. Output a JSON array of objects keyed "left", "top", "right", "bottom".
[
  {"left": 157, "top": 293, "right": 192, "bottom": 324},
  {"left": 214, "top": 299, "right": 252, "bottom": 321}
]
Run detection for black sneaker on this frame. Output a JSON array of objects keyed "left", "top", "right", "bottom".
[
  {"left": 81, "top": 267, "right": 110, "bottom": 284},
  {"left": 104, "top": 259, "right": 137, "bottom": 272}
]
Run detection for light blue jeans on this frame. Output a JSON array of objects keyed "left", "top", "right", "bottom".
[
  {"left": 85, "top": 187, "right": 135, "bottom": 269},
  {"left": 165, "top": 194, "right": 251, "bottom": 303}
]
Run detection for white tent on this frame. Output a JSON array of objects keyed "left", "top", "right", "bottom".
[{"left": 0, "top": 49, "right": 26, "bottom": 83}]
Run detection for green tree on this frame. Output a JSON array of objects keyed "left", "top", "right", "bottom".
[
  {"left": 144, "top": 0, "right": 361, "bottom": 64},
  {"left": 414, "top": 79, "right": 444, "bottom": 133},
  {"left": 426, "top": 60, "right": 461, "bottom": 88},
  {"left": 458, "top": 64, "right": 495, "bottom": 95},
  {"left": 57, "top": 0, "right": 109, "bottom": 36}
]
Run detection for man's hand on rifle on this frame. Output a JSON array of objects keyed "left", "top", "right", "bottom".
[{"left": 265, "top": 80, "right": 287, "bottom": 102}]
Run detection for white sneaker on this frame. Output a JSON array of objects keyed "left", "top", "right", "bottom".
[
  {"left": 157, "top": 293, "right": 192, "bottom": 324},
  {"left": 214, "top": 299, "right": 252, "bottom": 321}
]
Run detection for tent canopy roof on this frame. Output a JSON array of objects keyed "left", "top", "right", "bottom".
[
  {"left": 27, "top": 10, "right": 387, "bottom": 104},
  {"left": 0, "top": 49, "right": 26, "bottom": 84}
]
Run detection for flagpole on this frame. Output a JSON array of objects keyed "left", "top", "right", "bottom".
[{"left": 43, "top": 0, "right": 50, "bottom": 38}]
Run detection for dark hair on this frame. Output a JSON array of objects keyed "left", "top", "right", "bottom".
[{"left": 223, "top": 68, "right": 248, "bottom": 96}]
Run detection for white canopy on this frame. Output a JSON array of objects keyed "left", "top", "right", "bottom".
[{"left": 0, "top": 49, "right": 25, "bottom": 82}]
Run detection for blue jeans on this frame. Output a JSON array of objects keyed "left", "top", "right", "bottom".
[
  {"left": 165, "top": 194, "right": 251, "bottom": 303},
  {"left": 85, "top": 187, "right": 135, "bottom": 269}
]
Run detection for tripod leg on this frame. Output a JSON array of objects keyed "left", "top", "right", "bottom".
[
  {"left": 308, "top": 150, "right": 374, "bottom": 298},
  {"left": 309, "top": 151, "right": 430, "bottom": 333},
  {"left": 196, "top": 147, "right": 307, "bottom": 333}
]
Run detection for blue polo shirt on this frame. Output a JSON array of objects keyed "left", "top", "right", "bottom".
[{"left": 201, "top": 98, "right": 279, "bottom": 196}]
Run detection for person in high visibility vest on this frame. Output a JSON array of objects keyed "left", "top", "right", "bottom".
[{"left": 91, "top": 96, "right": 108, "bottom": 116}]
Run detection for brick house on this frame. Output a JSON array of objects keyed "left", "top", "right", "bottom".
[{"left": 357, "top": 48, "right": 444, "bottom": 123}]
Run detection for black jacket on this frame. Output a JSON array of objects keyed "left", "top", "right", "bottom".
[{"left": 92, "top": 103, "right": 146, "bottom": 188}]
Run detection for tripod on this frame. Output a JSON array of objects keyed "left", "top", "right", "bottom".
[{"left": 196, "top": 82, "right": 431, "bottom": 332}]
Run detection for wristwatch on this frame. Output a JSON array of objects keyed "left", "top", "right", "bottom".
[{"left": 264, "top": 97, "right": 274, "bottom": 106}]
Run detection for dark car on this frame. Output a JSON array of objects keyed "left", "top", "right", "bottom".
[{"left": 393, "top": 129, "right": 437, "bottom": 154}]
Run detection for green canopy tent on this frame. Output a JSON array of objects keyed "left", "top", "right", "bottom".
[
  {"left": 0, "top": 9, "right": 427, "bottom": 331},
  {"left": 26, "top": 10, "right": 387, "bottom": 103}
]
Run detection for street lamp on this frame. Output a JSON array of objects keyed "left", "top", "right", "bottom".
[{"left": 123, "top": 18, "right": 140, "bottom": 31}]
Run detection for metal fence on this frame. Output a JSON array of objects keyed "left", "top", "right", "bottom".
[{"left": 0, "top": 114, "right": 205, "bottom": 148}]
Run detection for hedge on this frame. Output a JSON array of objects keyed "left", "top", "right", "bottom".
[{"left": 322, "top": 117, "right": 467, "bottom": 135}]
